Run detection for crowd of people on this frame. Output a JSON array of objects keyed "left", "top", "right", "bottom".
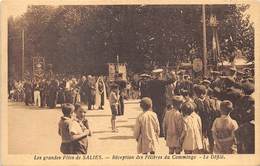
[
  {"left": 55, "top": 66, "right": 254, "bottom": 155},
  {"left": 8, "top": 73, "right": 142, "bottom": 110},
  {"left": 134, "top": 67, "right": 254, "bottom": 154},
  {"left": 8, "top": 75, "right": 117, "bottom": 110}
]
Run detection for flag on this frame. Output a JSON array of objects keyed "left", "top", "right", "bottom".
[{"left": 212, "top": 28, "right": 220, "bottom": 67}]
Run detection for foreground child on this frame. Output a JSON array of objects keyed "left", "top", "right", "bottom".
[
  {"left": 73, "top": 103, "right": 92, "bottom": 153},
  {"left": 58, "top": 103, "right": 90, "bottom": 154},
  {"left": 58, "top": 103, "right": 74, "bottom": 154},
  {"left": 163, "top": 96, "right": 184, "bottom": 154},
  {"left": 211, "top": 100, "right": 238, "bottom": 154},
  {"left": 180, "top": 102, "right": 203, "bottom": 154},
  {"left": 134, "top": 97, "right": 160, "bottom": 154}
]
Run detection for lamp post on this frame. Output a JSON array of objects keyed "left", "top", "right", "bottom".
[
  {"left": 22, "top": 29, "right": 25, "bottom": 80},
  {"left": 202, "top": 5, "right": 207, "bottom": 78}
]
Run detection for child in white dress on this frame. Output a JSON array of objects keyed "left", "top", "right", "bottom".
[{"left": 180, "top": 102, "right": 203, "bottom": 154}]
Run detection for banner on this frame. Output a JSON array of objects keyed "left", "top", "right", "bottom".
[
  {"left": 32, "top": 56, "right": 45, "bottom": 79},
  {"left": 108, "top": 63, "right": 127, "bottom": 81}
]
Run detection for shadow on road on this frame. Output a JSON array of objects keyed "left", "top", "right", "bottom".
[
  {"left": 99, "top": 136, "right": 135, "bottom": 140},
  {"left": 128, "top": 117, "right": 137, "bottom": 120},
  {"left": 117, "top": 125, "right": 134, "bottom": 128},
  {"left": 116, "top": 120, "right": 128, "bottom": 123},
  {"left": 92, "top": 130, "right": 113, "bottom": 134}
]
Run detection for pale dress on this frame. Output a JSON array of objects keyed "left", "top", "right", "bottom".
[
  {"left": 163, "top": 109, "right": 183, "bottom": 148},
  {"left": 133, "top": 110, "right": 160, "bottom": 154},
  {"left": 182, "top": 112, "right": 203, "bottom": 151},
  {"left": 211, "top": 115, "right": 238, "bottom": 154}
]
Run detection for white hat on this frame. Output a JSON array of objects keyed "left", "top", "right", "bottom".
[
  {"left": 152, "top": 69, "right": 163, "bottom": 74},
  {"left": 140, "top": 74, "right": 151, "bottom": 78}
]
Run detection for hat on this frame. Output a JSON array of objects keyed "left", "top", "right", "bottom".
[
  {"left": 237, "top": 70, "right": 245, "bottom": 75},
  {"left": 183, "top": 75, "right": 190, "bottom": 79},
  {"left": 140, "top": 97, "right": 153, "bottom": 111},
  {"left": 202, "top": 79, "right": 211, "bottom": 85},
  {"left": 213, "top": 87, "right": 221, "bottom": 93},
  {"left": 140, "top": 74, "right": 151, "bottom": 78},
  {"left": 152, "top": 69, "right": 163, "bottom": 74},
  {"left": 211, "top": 71, "right": 221, "bottom": 75},
  {"left": 229, "top": 67, "right": 237, "bottom": 72},
  {"left": 247, "top": 78, "right": 254, "bottom": 83},
  {"left": 177, "top": 70, "right": 185, "bottom": 75},
  {"left": 220, "top": 100, "right": 233, "bottom": 114}
]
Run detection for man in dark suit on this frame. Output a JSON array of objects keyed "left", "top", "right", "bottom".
[{"left": 147, "top": 69, "right": 176, "bottom": 137}]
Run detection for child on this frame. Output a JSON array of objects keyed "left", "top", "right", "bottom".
[
  {"left": 58, "top": 103, "right": 74, "bottom": 154},
  {"left": 74, "top": 103, "right": 92, "bottom": 135},
  {"left": 163, "top": 96, "right": 184, "bottom": 154},
  {"left": 180, "top": 102, "right": 203, "bottom": 154},
  {"left": 58, "top": 103, "right": 90, "bottom": 154},
  {"left": 211, "top": 100, "right": 238, "bottom": 154},
  {"left": 109, "top": 84, "right": 119, "bottom": 132},
  {"left": 73, "top": 103, "right": 92, "bottom": 154},
  {"left": 133, "top": 97, "right": 160, "bottom": 154}
]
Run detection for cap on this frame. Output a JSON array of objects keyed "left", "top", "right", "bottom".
[
  {"left": 177, "top": 70, "right": 185, "bottom": 75},
  {"left": 230, "top": 67, "right": 237, "bottom": 72},
  {"left": 237, "top": 70, "right": 245, "bottom": 75},
  {"left": 140, "top": 74, "right": 151, "bottom": 78},
  {"left": 183, "top": 75, "right": 190, "bottom": 79},
  {"left": 211, "top": 71, "right": 221, "bottom": 75},
  {"left": 202, "top": 80, "right": 211, "bottom": 85},
  {"left": 152, "top": 69, "right": 163, "bottom": 74}
]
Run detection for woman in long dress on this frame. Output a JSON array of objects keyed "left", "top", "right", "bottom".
[{"left": 95, "top": 76, "right": 107, "bottom": 110}]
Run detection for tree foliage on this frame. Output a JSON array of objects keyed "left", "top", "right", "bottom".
[{"left": 8, "top": 5, "right": 254, "bottom": 77}]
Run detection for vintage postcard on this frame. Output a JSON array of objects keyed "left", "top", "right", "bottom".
[{"left": 0, "top": 0, "right": 260, "bottom": 165}]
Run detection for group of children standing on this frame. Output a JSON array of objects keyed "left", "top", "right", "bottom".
[
  {"left": 134, "top": 97, "right": 239, "bottom": 154},
  {"left": 58, "top": 90, "right": 247, "bottom": 155}
]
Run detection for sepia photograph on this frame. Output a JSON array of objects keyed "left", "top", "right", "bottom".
[{"left": 1, "top": 0, "right": 259, "bottom": 165}]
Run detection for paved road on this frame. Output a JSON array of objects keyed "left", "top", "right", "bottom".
[{"left": 8, "top": 101, "right": 168, "bottom": 154}]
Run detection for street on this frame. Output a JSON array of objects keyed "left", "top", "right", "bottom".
[{"left": 8, "top": 101, "right": 168, "bottom": 154}]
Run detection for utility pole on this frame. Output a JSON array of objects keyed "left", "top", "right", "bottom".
[
  {"left": 22, "top": 29, "right": 25, "bottom": 80},
  {"left": 202, "top": 5, "right": 207, "bottom": 77}
]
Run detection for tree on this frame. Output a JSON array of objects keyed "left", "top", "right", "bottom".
[{"left": 8, "top": 5, "right": 254, "bottom": 78}]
